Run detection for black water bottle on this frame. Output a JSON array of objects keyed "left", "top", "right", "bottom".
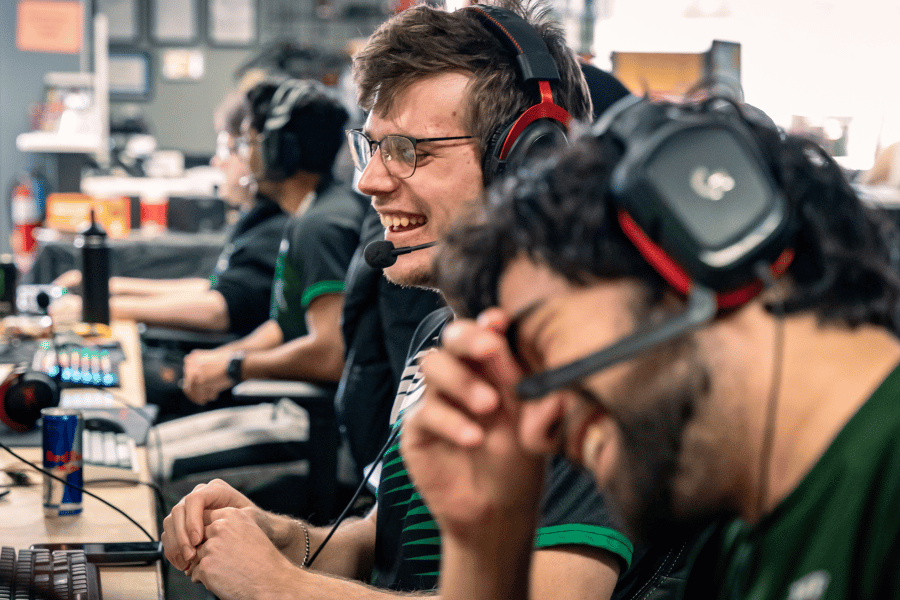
[{"left": 77, "top": 209, "right": 110, "bottom": 325}]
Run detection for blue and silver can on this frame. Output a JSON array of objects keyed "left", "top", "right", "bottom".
[{"left": 41, "top": 407, "right": 83, "bottom": 517}]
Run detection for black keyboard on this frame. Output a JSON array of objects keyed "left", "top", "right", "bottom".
[{"left": 0, "top": 546, "right": 101, "bottom": 600}]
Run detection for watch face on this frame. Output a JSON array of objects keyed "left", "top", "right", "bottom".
[{"left": 228, "top": 354, "right": 244, "bottom": 384}]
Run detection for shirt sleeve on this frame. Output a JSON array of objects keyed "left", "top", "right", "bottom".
[
  {"left": 287, "top": 202, "right": 360, "bottom": 308},
  {"left": 210, "top": 215, "right": 287, "bottom": 335},
  {"left": 535, "top": 455, "right": 635, "bottom": 571}
]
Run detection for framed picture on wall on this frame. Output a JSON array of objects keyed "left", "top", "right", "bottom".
[
  {"left": 208, "top": 0, "right": 257, "bottom": 46},
  {"left": 109, "top": 51, "right": 153, "bottom": 100},
  {"left": 96, "top": 0, "right": 140, "bottom": 43},
  {"left": 152, "top": 0, "right": 199, "bottom": 44}
]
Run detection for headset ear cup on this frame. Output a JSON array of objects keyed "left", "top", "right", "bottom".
[
  {"left": 504, "top": 118, "right": 568, "bottom": 174},
  {"left": 0, "top": 369, "right": 60, "bottom": 433},
  {"left": 278, "top": 130, "right": 302, "bottom": 180},
  {"left": 483, "top": 117, "right": 568, "bottom": 187},
  {"left": 260, "top": 129, "right": 282, "bottom": 181},
  {"left": 482, "top": 117, "right": 518, "bottom": 187}
]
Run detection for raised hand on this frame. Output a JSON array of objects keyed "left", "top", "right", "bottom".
[{"left": 401, "top": 309, "right": 546, "bottom": 541}]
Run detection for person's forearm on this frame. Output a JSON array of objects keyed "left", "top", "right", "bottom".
[
  {"left": 242, "top": 333, "right": 345, "bottom": 382},
  {"left": 261, "top": 510, "right": 375, "bottom": 580},
  {"left": 110, "top": 276, "right": 210, "bottom": 297},
  {"left": 219, "top": 319, "right": 284, "bottom": 353},
  {"left": 273, "top": 568, "right": 439, "bottom": 600},
  {"left": 110, "top": 290, "right": 229, "bottom": 331},
  {"left": 437, "top": 517, "right": 536, "bottom": 600}
]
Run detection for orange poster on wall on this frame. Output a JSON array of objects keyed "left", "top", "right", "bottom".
[{"left": 16, "top": 0, "right": 83, "bottom": 54}]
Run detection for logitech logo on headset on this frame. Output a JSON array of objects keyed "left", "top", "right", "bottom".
[{"left": 690, "top": 166, "right": 736, "bottom": 201}]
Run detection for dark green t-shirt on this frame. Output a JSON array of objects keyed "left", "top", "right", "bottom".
[
  {"left": 269, "top": 181, "right": 366, "bottom": 342},
  {"left": 694, "top": 363, "right": 900, "bottom": 600},
  {"left": 371, "top": 308, "right": 634, "bottom": 593}
]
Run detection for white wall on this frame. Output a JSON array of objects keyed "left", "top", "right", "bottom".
[{"left": 591, "top": 0, "right": 900, "bottom": 170}]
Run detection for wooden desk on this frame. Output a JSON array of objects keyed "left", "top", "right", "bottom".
[{"left": 0, "top": 320, "right": 164, "bottom": 600}]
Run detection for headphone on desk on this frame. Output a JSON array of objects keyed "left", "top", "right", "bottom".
[
  {"left": 0, "top": 365, "right": 60, "bottom": 433},
  {"left": 593, "top": 94, "right": 795, "bottom": 310},
  {"left": 462, "top": 4, "right": 573, "bottom": 187}
]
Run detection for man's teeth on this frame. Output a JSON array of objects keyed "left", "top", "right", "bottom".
[{"left": 381, "top": 215, "right": 424, "bottom": 228}]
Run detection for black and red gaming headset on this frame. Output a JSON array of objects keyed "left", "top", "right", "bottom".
[
  {"left": 594, "top": 94, "right": 794, "bottom": 310},
  {"left": 0, "top": 365, "right": 59, "bottom": 432},
  {"left": 517, "top": 95, "right": 796, "bottom": 399},
  {"left": 462, "top": 4, "right": 573, "bottom": 187}
]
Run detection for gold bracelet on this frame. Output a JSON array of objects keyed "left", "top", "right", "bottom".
[{"left": 298, "top": 520, "right": 310, "bottom": 568}]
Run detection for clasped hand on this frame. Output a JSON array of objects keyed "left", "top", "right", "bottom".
[{"left": 161, "top": 479, "right": 296, "bottom": 600}]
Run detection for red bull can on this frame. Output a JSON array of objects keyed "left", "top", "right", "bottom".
[{"left": 41, "top": 408, "right": 83, "bottom": 517}]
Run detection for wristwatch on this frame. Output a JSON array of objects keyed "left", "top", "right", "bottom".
[{"left": 227, "top": 351, "right": 245, "bottom": 385}]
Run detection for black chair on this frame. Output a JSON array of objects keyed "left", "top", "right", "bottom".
[{"left": 231, "top": 379, "right": 340, "bottom": 524}]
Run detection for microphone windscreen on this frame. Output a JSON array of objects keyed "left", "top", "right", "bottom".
[
  {"left": 36, "top": 291, "right": 51, "bottom": 311},
  {"left": 364, "top": 240, "right": 398, "bottom": 269}
]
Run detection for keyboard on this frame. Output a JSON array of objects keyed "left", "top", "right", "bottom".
[
  {"left": 0, "top": 546, "right": 101, "bottom": 600},
  {"left": 31, "top": 341, "right": 123, "bottom": 388},
  {"left": 82, "top": 429, "right": 140, "bottom": 482}
]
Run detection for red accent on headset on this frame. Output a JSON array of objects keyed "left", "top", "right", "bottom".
[
  {"left": 617, "top": 210, "right": 794, "bottom": 311},
  {"left": 498, "top": 80, "right": 572, "bottom": 160},
  {"left": 0, "top": 372, "right": 25, "bottom": 432}
]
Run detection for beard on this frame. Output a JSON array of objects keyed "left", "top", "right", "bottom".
[
  {"left": 600, "top": 337, "right": 733, "bottom": 546},
  {"left": 383, "top": 256, "right": 438, "bottom": 290}
]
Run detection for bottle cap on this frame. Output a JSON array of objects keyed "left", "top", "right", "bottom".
[{"left": 79, "top": 208, "right": 107, "bottom": 238}]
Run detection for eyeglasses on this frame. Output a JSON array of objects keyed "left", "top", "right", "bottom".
[
  {"left": 346, "top": 129, "right": 475, "bottom": 179},
  {"left": 514, "top": 286, "right": 718, "bottom": 400},
  {"left": 215, "top": 133, "right": 249, "bottom": 161}
]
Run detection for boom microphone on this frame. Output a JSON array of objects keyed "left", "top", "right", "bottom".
[{"left": 364, "top": 240, "right": 438, "bottom": 269}]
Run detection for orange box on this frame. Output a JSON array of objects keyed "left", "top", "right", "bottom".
[{"left": 45, "top": 193, "right": 131, "bottom": 239}]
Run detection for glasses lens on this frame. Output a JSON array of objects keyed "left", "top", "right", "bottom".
[
  {"left": 381, "top": 136, "right": 416, "bottom": 178},
  {"left": 235, "top": 138, "right": 250, "bottom": 159},
  {"left": 347, "top": 130, "right": 370, "bottom": 172}
]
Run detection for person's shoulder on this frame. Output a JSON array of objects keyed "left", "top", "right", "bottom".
[{"left": 409, "top": 307, "right": 454, "bottom": 355}]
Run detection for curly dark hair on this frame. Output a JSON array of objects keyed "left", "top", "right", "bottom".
[{"left": 436, "top": 98, "right": 900, "bottom": 335}]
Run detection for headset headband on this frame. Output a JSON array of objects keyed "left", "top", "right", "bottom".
[
  {"left": 463, "top": 4, "right": 560, "bottom": 84},
  {"left": 462, "top": 4, "right": 573, "bottom": 181}
]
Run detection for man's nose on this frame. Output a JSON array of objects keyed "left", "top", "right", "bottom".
[{"left": 356, "top": 149, "right": 399, "bottom": 197}]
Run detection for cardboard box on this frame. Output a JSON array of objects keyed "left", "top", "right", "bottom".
[{"left": 45, "top": 193, "right": 131, "bottom": 238}]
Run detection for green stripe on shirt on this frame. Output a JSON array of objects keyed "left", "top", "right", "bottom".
[
  {"left": 534, "top": 524, "right": 634, "bottom": 568},
  {"left": 301, "top": 280, "right": 344, "bottom": 306}
]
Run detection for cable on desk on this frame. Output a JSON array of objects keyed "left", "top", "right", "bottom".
[
  {"left": 0, "top": 440, "right": 157, "bottom": 542},
  {"left": 86, "top": 478, "right": 166, "bottom": 514}
]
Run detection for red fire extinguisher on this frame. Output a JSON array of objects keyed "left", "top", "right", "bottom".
[{"left": 10, "top": 179, "right": 41, "bottom": 256}]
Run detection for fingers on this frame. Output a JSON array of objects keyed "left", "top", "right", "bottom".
[
  {"left": 441, "top": 314, "right": 523, "bottom": 393},
  {"left": 162, "top": 504, "right": 194, "bottom": 570},
  {"left": 407, "top": 382, "right": 484, "bottom": 447},
  {"left": 419, "top": 350, "right": 499, "bottom": 421},
  {"left": 162, "top": 480, "right": 245, "bottom": 571}
]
